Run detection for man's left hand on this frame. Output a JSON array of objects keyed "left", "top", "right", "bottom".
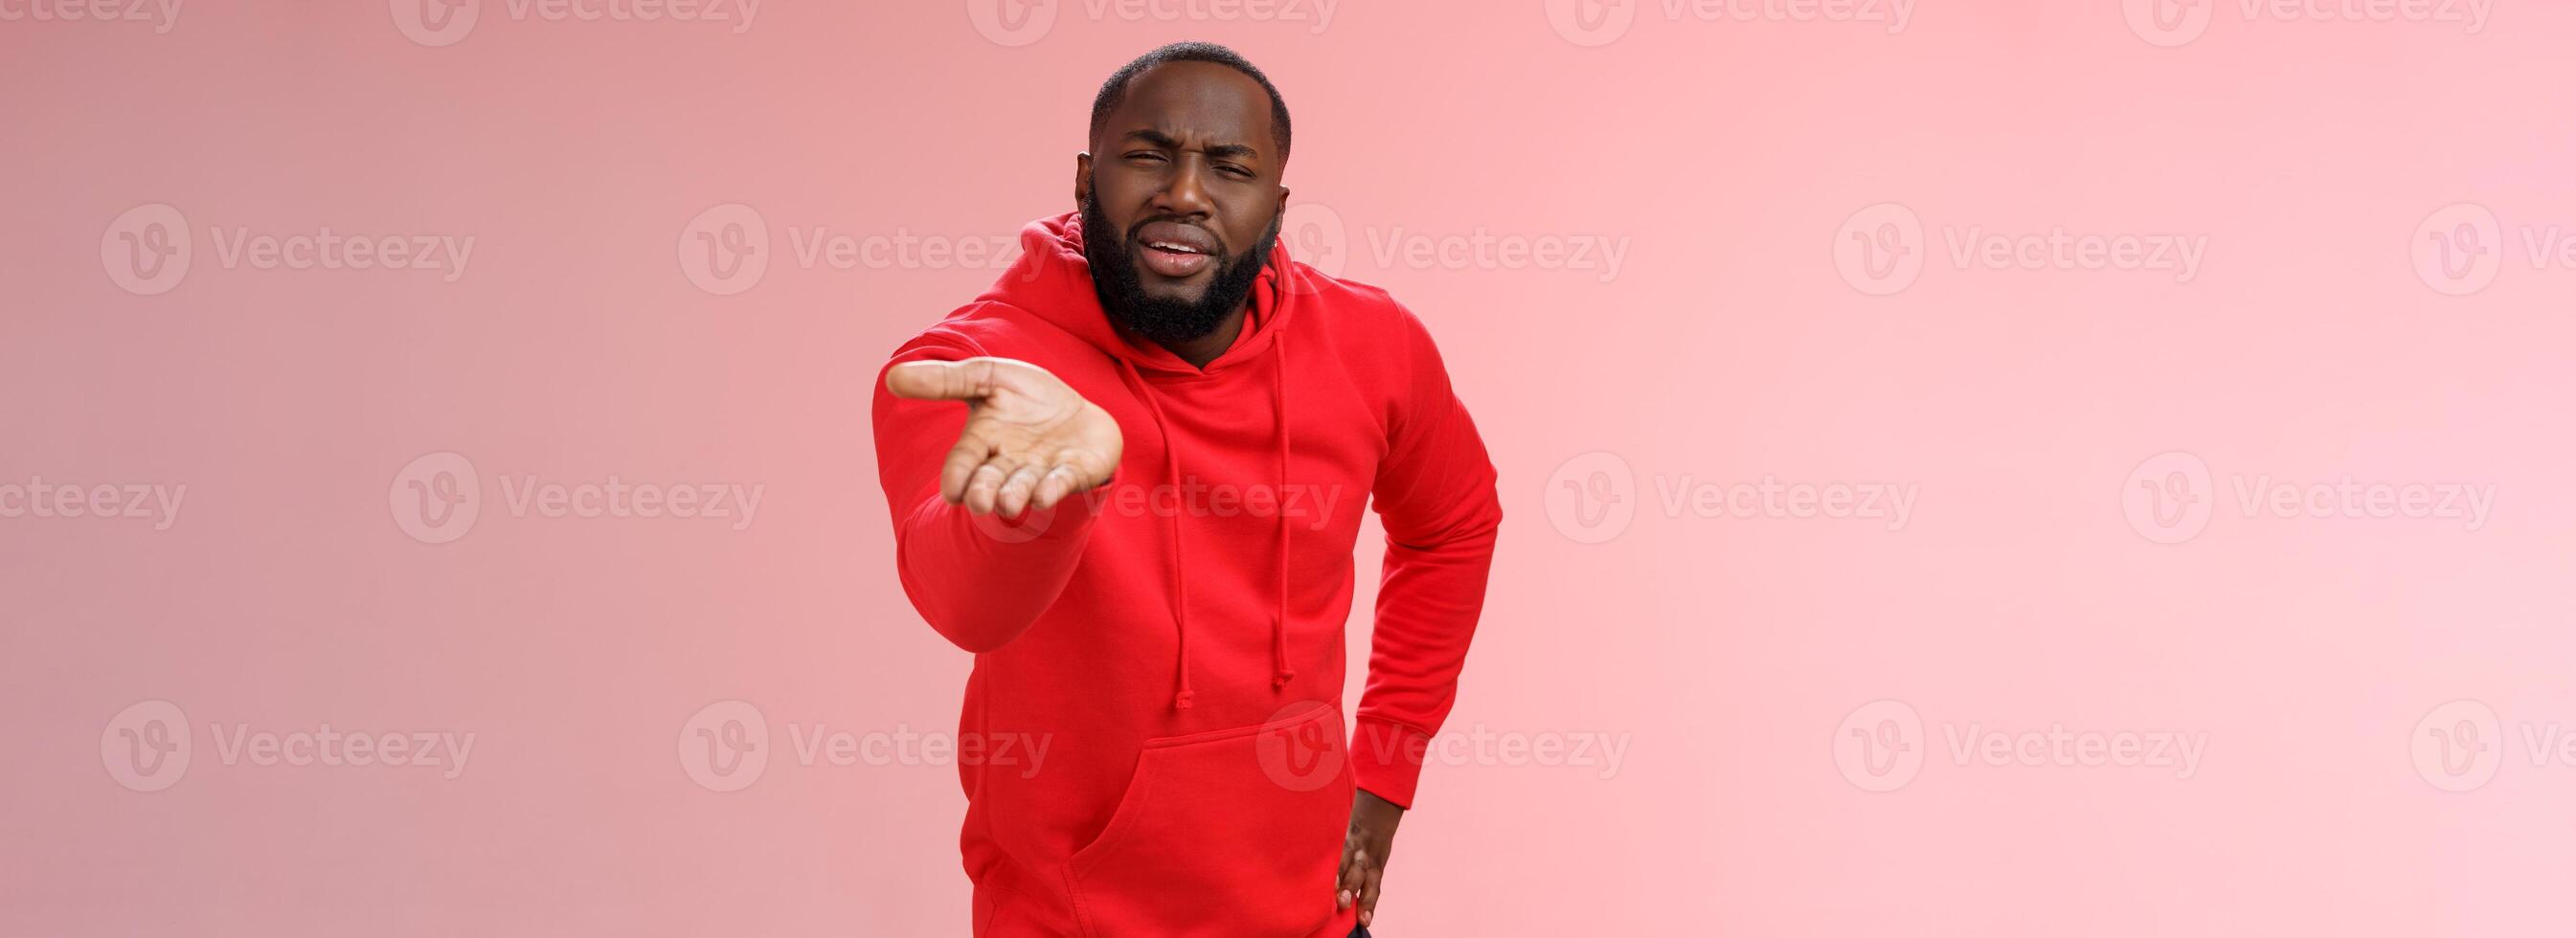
[{"left": 1337, "top": 788, "right": 1404, "bottom": 927}]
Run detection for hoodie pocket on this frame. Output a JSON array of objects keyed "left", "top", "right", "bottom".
[{"left": 1065, "top": 703, "right": 1350, "bottom": 938}]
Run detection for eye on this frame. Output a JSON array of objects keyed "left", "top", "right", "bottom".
[
  {"left": 1216, "top": 164, "right": 1254, "bottom": 179},
  {"left": 1125, "top": 151, "right": 1168, "bottom": 164}
]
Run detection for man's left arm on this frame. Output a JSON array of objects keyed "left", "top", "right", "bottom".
[{"left": 1338, "top": 305, "right": 1503, "bottom": 927}]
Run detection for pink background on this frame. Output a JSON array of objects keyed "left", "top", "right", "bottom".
[{"left": 8, "top": 1, "right": 2575, "bottom": 934}]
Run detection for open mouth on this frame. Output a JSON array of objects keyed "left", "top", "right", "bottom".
[{"left": 1134, "top": 222, "right": 1219, "bottom": 279}]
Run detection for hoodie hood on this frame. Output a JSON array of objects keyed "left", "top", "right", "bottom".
[{"left": 978, "top": 211, "right": 1305, "bottom": 710}]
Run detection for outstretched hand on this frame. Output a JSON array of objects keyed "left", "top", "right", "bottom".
[{"left": 885, "top": 357, "right": 1123, "bottom": 517}]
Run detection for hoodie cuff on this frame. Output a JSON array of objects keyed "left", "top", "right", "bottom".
[{"left": 1348, "top": 717, "right": 1433, "bottom": 810}]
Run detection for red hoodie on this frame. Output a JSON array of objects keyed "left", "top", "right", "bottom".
[{"left": 870, "top": 212, "right": 1502, "bottom": 937}]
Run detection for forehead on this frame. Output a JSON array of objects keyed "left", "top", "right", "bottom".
[{"left": 1104, "top": 60, "right": 1276, "bottom": 153}]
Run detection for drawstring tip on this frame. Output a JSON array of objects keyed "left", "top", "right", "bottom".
[
  {"left": 1171, "top": 690, "right": 1195, "bottom": 710},
  {"left": 1272, "top": 670, "right": 1297, "bottom": 688}
]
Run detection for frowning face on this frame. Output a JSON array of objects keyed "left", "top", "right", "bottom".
[{"left": 1076, "top": 59, "right": 1288, "bottom": 345}]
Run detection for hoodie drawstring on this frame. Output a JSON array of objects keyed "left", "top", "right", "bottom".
[
  {"left": 1112, "top": 328, "right": 1297, "bottom": 711},
  {"left": 1116, "top": 358, "right": 1194, "bottom": 710},
  {"left": 1269, "top": 333, "right": 1296, "bottom": 689}
]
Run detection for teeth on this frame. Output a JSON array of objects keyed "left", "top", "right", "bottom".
[{"left": 1147, "top": 240, "right": 1200, "bottom": 254}]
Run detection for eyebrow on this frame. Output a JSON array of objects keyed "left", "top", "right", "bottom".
[{"left": 1121, "top": 128, "right": 1262, "bottom": 164}]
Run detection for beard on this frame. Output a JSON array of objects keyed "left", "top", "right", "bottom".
[{"left": 1080, "top": 190, "right": 1279, "bottom": 346}]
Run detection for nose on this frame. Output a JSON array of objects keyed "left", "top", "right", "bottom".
[{"left": 1149, "top": 153, "right": 1215, "bottom": 220}]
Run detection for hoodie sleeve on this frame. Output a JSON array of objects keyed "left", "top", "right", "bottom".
[
  {"left": 1349, "top": 306, "right": 1503, "bottom": 810},
  {"left": 870, "top": 332, "right": 1101, "bottom": 654}
]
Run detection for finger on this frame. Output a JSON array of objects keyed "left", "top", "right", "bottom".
[
  {"left": 1338, "top": 848, "right": 1368, "bottom": 909},
  {"left": 1029, "top": 462, "right": 1083, "bottom": 511},
  {"left": 936, "top": 430, "right": 995, "bottom": 504},
  {"left": 961, "top": 458, "right": 1015, "bottom": 515},
  {"left": 995, "top": 463, "right": 1045, "bottom": 517},
  {"left": 885, "top": 358, "right": 1000, "bottom": 402},
  {"left": 1359, "top": 861, "right": 1384, "bottom": 927}
]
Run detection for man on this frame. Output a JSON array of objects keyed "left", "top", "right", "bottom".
[{"left": 871, "top": 42, "right": 1501, "bottom": 937}]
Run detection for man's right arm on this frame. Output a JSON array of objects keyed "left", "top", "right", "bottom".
[{"left": 870, "top": 337, "right": 1122, "bottom": 653}]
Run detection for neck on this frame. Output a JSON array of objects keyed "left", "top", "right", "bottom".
[{"left": 1159, "top": 304, "right": 1249, "bottom": 369}]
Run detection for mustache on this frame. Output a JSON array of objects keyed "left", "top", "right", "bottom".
[{"left": 1127, "top": 217, "right": 1228, "bottom": 257}]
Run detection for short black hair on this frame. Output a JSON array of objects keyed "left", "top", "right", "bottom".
[{"left": 1089, "top": 41, "right": 1292, "bottom": 165}]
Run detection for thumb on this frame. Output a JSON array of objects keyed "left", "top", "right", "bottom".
[{"left": 885, "top": 358, "right": 1002, "bottom": 402}]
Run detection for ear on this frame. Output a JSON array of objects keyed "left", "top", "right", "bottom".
[
  {"left": 1275, "top": 185, "right": 1291, "bottom": 216},
  {"left": 1073, "top": 152, "right": 1093, "bottom": 209}
]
